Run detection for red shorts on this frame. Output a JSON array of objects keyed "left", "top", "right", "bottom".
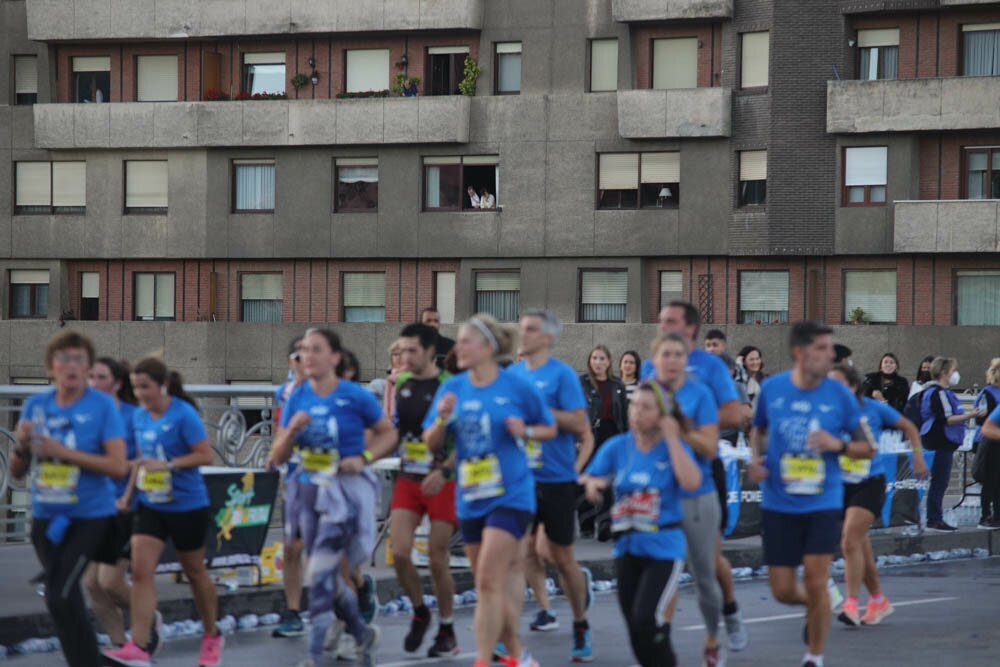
[{"left": 390, "top": 476, "right": 457, "bottom": 526}]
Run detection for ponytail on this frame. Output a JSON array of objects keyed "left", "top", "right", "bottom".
[
  {"left": 167, "top": 370, "right": 199, "bottom": 412},
  {"left": 95, "top": 356, "right": 137, "bottom": 405}
]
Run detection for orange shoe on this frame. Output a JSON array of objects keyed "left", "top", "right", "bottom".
[
  {"left": 861, "top": 596, "right": 894, "bottom": 625},
  {"left": 837, "top": 597, "right": 860, "bottom": 627}
]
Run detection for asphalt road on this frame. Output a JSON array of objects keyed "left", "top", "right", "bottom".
[{"left": 10, "top": 557, "right": 999, "bottom": 666}]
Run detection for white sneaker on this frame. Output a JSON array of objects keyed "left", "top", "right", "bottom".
[
  {"left": 324, "top": 618, "right": 344, "bottom": 653},
  {"left": 724, "top": 609, "right": 749, "bottom": 652},
  {"left": 337, "top": 631, "right": 357, "bottom": 660},
  {"left": 827, "top": 578, "right": 843, "bottom": 610}
]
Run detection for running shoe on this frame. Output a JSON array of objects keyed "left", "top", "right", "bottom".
[
  {"left": 978, "top": 518, "right": 1000, "bottom": 530},
  {"left": 838, "top": 598, "right": 860, "bottom": 627},
  {"left": 103, "top": 640, "right": 151, "bottom": 667},
  {"left": 358, "top": 574, "right": 378, "bottom": 624},
  {"left": 404, "top": 609, "right": 431, "bottom": 652},
  {"left": 427, "top": 628, "right": 460, "bottom": 657},
  {"left": 926, "top": 520, "right": 957, "bottom": 532},
  {"left": 570, "top": 627, "right": 593, "bottom": 662},
  {"left": 198, "top": 632, "right": 224, "bottom": 667},
  {"left": 273, "top": 610, "right": 306, "bottom": 637},
  {"left": 582, "top": 566, "right": 594, "bottom": 611},
  {"left": 148, "top": 610, "right": 164, "bottom": 656},
  {"left": 704, "top": 645, "right": 726, "bottom": 667},
  {"left": 860, "top": 597, "right": 894, "bottom": 625},
  {"left": 529, "top": 608, "right": 559, "bottom": 631},
  {"left": 323, "top": 618, "right": 344, "bottom": 653},
  {"left": 517, "top": 651, "right": 540, "bottom": 667},
  {"left": 724, "top": 609, "right": 749, "bottom": 652},
  {"left": 337, "top": 632, "right": 357, "bottom": 660},
  {"left": 356, "top": 625, "right": 381, "bottom": 667},
  {"left": 494, "top": 641, "right": 508, "bottom": 661}
]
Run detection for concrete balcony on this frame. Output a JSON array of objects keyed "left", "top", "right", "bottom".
[
  {"left": 32, "top": 97, "right": 471, "bottom": 149},
  {"left": 25, "top": 0, "right": 484, "bottom": 41},
  {"left": 617, "top": 88, "right": 731, "bottom": 138},
  {"left": 827, "top": 77, "right": 1000, "bottom": 134},
  {"left": 611, "top": 0, "right": 733, "bottom": 21},
  {"left": 894, "top": 200, "right": 1000, "bottom": 253}
]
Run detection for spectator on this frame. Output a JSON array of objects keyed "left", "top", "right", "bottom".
[
  {"left": 834, "top": 343, "right": 853, "bottom": 365},
  {"left": 402, "top": 79, "right": 418, "bottom": 97},
  {"left": 341, "top": 349, "right": 361, "bottom": 381},
  {"left": 737, "top": 345, "right": 766, "bottom": 412},
  {"left": 369, "top": 339, "right": 406, "bottom": 416},
  {"left": 466, "top": 186, "right": 480, "bottom": 209},
  {"left": 421, "top": 307, "right": 455, "bottom": 364},
  {"left": 706, "top": 329, "right": 747, "bottom": 384},
  {"left": 909, "top": 355, "right": 935, "bottom": 397},
  {"left": 974, "top": 359, "right": 1000, "bottom": 529},
  {"left": 479, "top": 187, "right": 496, "bottom": 209},
  {"left": 861, "top": 353, "right": 909, "bottom": 412},
  {"left": 618, "top": 350, "right": 641, "bottom": 401}
]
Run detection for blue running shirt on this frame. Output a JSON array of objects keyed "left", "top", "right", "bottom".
[
  {"left": 839, "top": 397, "right": 898, "bottom": 484},
  {"left": 134, "top": 398, "right": 210, "bottom": 512},
  {"left": 642, "top": 349, "right": 740, "bottom": 408}
]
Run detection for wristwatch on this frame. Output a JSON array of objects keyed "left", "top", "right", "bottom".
[
  {"left": 167, "top": 460, "right": 175, "bottom": 471},
  {"left": 839, "top": 441, "right": 848, "bottom": 455},
  {"left": 526, "top": 426, "right": 535, "bottom": 440},
  {"left": 439, "top": 466, "right": 453, "bottom": 480}
]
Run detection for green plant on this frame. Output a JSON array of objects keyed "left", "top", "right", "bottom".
[
  {"left": 290, "top": 73, "right": 309, "bottom": 91},
  {"left": 459, "top": 56, "right": 482, "bottom": 97},
  {"left": 848, "top": 306, "right": 867, "bottom": 324},
  {"left": 391, "top": 74, "right": 421, "bottom": 96}
]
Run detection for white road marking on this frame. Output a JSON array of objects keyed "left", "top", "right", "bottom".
[{"left": 380, "top": 652, "right": 478, "bottom": 666}]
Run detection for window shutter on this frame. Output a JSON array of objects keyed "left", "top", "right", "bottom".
[
  {"left": 740, "top": 271, "right": 788, "bottom": 311},
  {"left": 73, "top": 56, "right": 111, "bottom": 72},
  {"left": 590, "top": 39, "right": 618, "bottom": 91},
  {"left": 962, "top": 22, "right": 1000, "bottom": 32},
  {"left": 81, "top": 272, "right": 100, "bottom": 299},
  {"left": 741, "top": 32, "right": 770, "bottom": 88},
  {"left": 126, "top": 161, "right": 168, "bottom": 208},
  {"left": 136, "top": 55, "right": 178, "bottom": 101},
  {"left": 641, "top": 153, "right": 680, "bottom": 183},
  {"left": 244, "top": 52, "right": 285, "bottom": 64},
  {"left": 462, "top": 155, "right": 499, "bottom": 165},
  {"left": 14, "top": 56, "right": 38, "bottom": 94},
  {"left": 599, "top": 154, "right": 639, "bottom": 190},
  {"left": 52, "top": 162, "right": 86, "bottom": 207},
  {"left": 844, "top": 271, "right": 896, "bottom": 323},
  {"left": 652, "top": 38, "right": 698, "bottom": 90},
  {"left": 845, "top": 147, "right": 887, "bottom": 186},
  {"left": 660, "top": 271, "right": 683, "bottom": 304},
  {"left": 15, "top": 162, "right": 51, "bottom": 206},
  {"left": 476, "top": 272, "right": 520, "bottom": 291},
  {"left": 857, "top": 29, "right": 900, "bottom": 48},
  {"left": 343, "top": 273, "right": 386, "bottom": 306},
  {"left": 428, "top": 46, "right": 470, "bottom": 55},
  {"left": 346, "top": 49, "right": 390, "bottom": 92},
  {"left": 740, "top": 150, "right": 768, "bottom": 181},
  {"left": 423, "top": 156, "right": 462, "bottom": 165},
  {"left": 496, "top": 43, "right": 522, "bottom": 54},
  {"left": 336, "top": 157, "right": 379, "bottom": 166},
  {"left": 242, "top": 274, "right": 282, "bottom": 300},
  {"left": 156, "top": 274, "right": 175, "bottom": 318},
  {"left": 10, "top": 269, "right": 50, "bottom": 284},
  {"left": 135, "top": 274, "right": 154, "bottom": 319},
  {"left": 582, "top": 271, "right": 628, "bottom": 304},
  {"left": 435, "top": 272, "right": 457, "bottom": 324}
]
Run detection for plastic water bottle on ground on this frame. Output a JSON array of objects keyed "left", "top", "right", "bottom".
[{"left": 260, "top": 613, "right": 281, "bottom": 626}]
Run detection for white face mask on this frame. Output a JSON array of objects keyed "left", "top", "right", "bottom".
[{"left": 949, "top": 370, "right": 961, "bottom": 386}]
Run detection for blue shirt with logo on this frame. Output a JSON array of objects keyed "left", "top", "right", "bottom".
[
  {"left": 642, "top": 349, "right": 740, "bottom": 408},
  {"left": 423, "top": 371, "right": 554, "bottom": 521},
  {"left": 134, "top": 397, "right": 210, "bottom": 512},
  {"left": 752, "top": 371, "right": 862, "bottom": 513},
  {"left": 280, "top": 379, "right": 383, "bottom": 460},
  {"left": 665, "top": 379, "right": 720, "bottom": 498},
  {"left": 23, "top": 388, "right": 125, "bottom": 520},
  {"left": 507, "top": 358, "right": 588, "bottom": 483},
  {"left": 858, "top": 397, "right": 900, "bottom": 481},
  {"left": 585, "top": 432, "right": 690, "bottom": 560}
]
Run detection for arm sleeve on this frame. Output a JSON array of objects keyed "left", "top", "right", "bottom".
[
  {"left": 584, "top": 439, "right": 616, "bottom": 477},
  {"left": 180, "top": 403, "right": 209, "bottom": 445},
  {"left": 358, "top": 388, "right": 384, "bottom": 427},
  {"left": 558, "top": 365, "right": 589, "bottom": 412},
  {"left": 101, "top": 400, "right": 127, "bottom": 443},
  {"left": 708, "top": 362, "right": 741, "bottom": 406},
  {"left": 694, "top": 385, "right": 719, "bottom": 427}
]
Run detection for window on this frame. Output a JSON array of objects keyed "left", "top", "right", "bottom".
[
  {"left": 963, "top": 23, "right": 1000, "bottom": 76},
  {"left": 957, "top": 271, "right": 1000, "bottom": 325},
  {"left": 659, "top": 271, "right": 683, "bottom": 310},
  {"left": 857, "top": 29, "right": 899, "bottom": 80},
  {"left": 739, "top": 150, "right": 767, "bottom": 206},
  {"left": 14, "top": 55, "right": 38, "bottom": 105},
  {"left": 844, "top": 271, "right": 896, "bottom": 324},
  {"left": 243, "top": 52, "right": 286, "bottom": 95},
  {"left": 241, "top": 273, "right": 282, "bottom": 322},
  {"left": 435, "top": 272, "right": 456, "bottom": 324},
  {"left": 580, "top": 270, "right": 628, "bottom": 323},
  {"left": 741, "top": 31, "right": 769, "bottom": 89},
  {"left": 134, "top": 272, "right": 175, "bottom": 321},
  {"left": 423, "top": 156, "right": 499, "bottom": 211},
  {"left": 739, "top": 271, "right": 788, "bottom": 324},
  {"left": 80, "top": 272, "right": 99, "bottom": 321},
  {"left": 475, "top": 271, "right": 520, "bottom": 322},
  {"left": 495, "top": 42, "right": 522, "bottom": 94},
  {"left": 15, "top": 162, "right": 86, "bottom": 214},
  {"left": 9, "top": 270, "right": 49, "bottom": 319},
  {"left": 73, "top": 56, "right": 110, "bottom": 103},
  {"left": 346, "top": 49, "right": 390, "bottom": 93},
  {"left": 233, "top": 159, "right": 275, "bottom": 212},
  {"left": 597, "top": 152, "right": 680, "bottom": 209},
  {"left": 964, "top": 147, "right": 1000, "bottom": 199},
  {"left": 590, "top": 39, "right": 618, "bottom": 92},
  {"left": 335, "top": 158, "right": 379, "bottom": 212},
  {"left": 136, "top": 55, "right": 178, "bottom": 102},
  {"left": 843, "top": 146, "right": 887, "bottom": 205},
  {"left": 427, "top": 46, "right": 469, "bottom": 96},
  {"left": 125, "top": 161, "right": 168, "bottom": 214},
  {"left": 343, "top": 272, "right": 386, "bottom": 322},
  {"left": 652, "top": 38, "right": 697, "bottom": 90}
]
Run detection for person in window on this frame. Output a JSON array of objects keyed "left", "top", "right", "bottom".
[
  {"left": 860, "top": 353, "right": 909, "bottom": 413},
  {"left": 402, "top": 79, "right": 419, "bottom": 97},
  {"left": 479, "top": 187, "right": 496, "bottom": 210},
  {"left": 466, "top": 186, "right": 480, "bottom": 209}
]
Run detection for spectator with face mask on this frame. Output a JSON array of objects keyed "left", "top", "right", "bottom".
[{"left": 909, "top": 356, "right": 935, "bottom": 398}]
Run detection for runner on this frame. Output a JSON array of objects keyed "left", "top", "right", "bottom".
[
  {"left": 579, "top": 381, "right": 703, "bottom": 667},
  {"left": 266, "top": 328, "right": 397, "bottom": 667},
  {"left": 381, "top": 323, "right": 460, "bottom": 657},
  {"left": 422, "top": 314, "right": 557, "bottom": 667},
  {"left": 508, "top": 310, "right": 595, "bottom": 662},
  {"left": 748, "top": 321, "right": 874, "bottom": 667},
  {"left": 644, "top": 302, "right": 750, "bottom": 654},
  {"left": 104, "top": 357, "right": 222, "bottom": 667},
  {"left": 828, "top": 364, "right": 927, "bottom": 627},
  {"left": 10, "top": 331, "right": 127, "bottom": 667}
]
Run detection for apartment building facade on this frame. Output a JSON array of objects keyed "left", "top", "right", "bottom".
[{"left": 2, "top": 0, "right": 1000, "bottom": 383}]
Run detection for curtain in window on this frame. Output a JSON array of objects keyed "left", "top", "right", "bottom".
[
  {"left": 11, "top": 285, "right": 31, "bottom": 317},
  {"left": 235, "top": 163, "right": 275, "bottom": 211},
  {"left": 242, "top": 300, "right": 282, "bottom": 322},
  {"left": 739, "top": 271, "right": 788, "bottom": 324},
  {"left": 957, "top": 273, "right": 1000, "bottom": 325},
  {"left": 964, "top": 30, "right": 1000, "bottom": 76},
  {"left": 476, "top": 291, "right": 519, "bottom": 322},
  {"left": 882, "top": 46, "right": 898, "bottom": 79},
  {"left": 425, "top": 166, "right": 441, "bottom": 208},
  {"left": 497, "top": 53, "right": 521, "bottom": 92}
]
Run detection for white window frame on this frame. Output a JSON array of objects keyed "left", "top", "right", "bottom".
[
  {"left": 590, "top": 39, "right": 618, "bottom": 92},
  {"left": 738, "top": 270, "right": 788, "bottom": 324},
  {"left": 659, "top": 271, "right": 684, "bottom": 311},
  {"left": 652, "top": 37, "right": 698, "bottom": 90},
  {"left": 133, "top": 272, "right": 175, "bottom": 321},
  {"left": 14, "top": 161, "right": 86, "bottom": 214},
  {"left": 435, "top": 272, "right": 457, "bottom": 324}
]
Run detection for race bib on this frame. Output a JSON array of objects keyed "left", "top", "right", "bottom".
[
  {"left": 525, "top": 439, "right": 543, "bottom": 469},
  {"left": 35, "top": 462, "right": 81, "bottom": 504},
  {"left": 780, "top": 454, "right": 826, "bottom": 495},
  {"left": 611, "top": 488, "right": 661, "bottom": 534},
  {"left": 401, "top": 439, "right": 434, "bottom": 475},
  {"left": 839, "top": 456, "right": 871, "bottom": 485},
  {"left": 137, "top": 467, "right": 173, "bottom": 504},
  {"left": 459, "top": 455, "right": 504, "bottom": 502},
  {"left": 301, "top": 448, "right": 340, "bottom": 486}
]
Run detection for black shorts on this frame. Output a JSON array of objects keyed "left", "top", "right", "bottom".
[
  {"left": 134, "top": 505, "right": 210, "bottom": 553},
  {"left": 533, "top": 481, "right": 579, "bottom": 546},
  {"left": 106, "top": 511, "right": 135, "bottom": 560},
  {"left": 761, "top": 509, "right": 842, "bottom": 567},
  {"left": 844, "top": 475, "right": 886, "bottom": 517},
  {"left": 712, "top": 458, "right": 728, "bottom": 534}
]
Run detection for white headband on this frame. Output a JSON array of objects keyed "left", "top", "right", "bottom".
[{"left": 469, "top": 318, "right": 500, "bottom": 353}]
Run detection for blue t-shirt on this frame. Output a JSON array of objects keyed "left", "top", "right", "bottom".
[
  {"left": 23, "top": 388, "right": 125, "bottom": 520},
  {"left": 422, "top": 372, "right": 554, "bottom": 520},
  {"left": 280, "top": 379, "right": 383, "bottom": 460},
  {"left": 853, "top": 397, "right": 899, "bottom": 481},
  {"left": 134, "top": 398, "right": 210, "bottom": 512},
  {"left": 642, "top": 349, "right": 740, "bottom": 408},
  {"left": 665, "top": 379, "right": 720, "bottom": 498},
  {"left": 989, "top": 402, "right": 1000, "bottom": 429},
  {"left": 113, "top": 401, "right": 139, "bottom": 499},
  {"left": 585, "top": 432, "right": 690, "bottom": 560},
  {"left": 507, "top": 358, "right": 588, "bottom": 483},
  {"left": 752, "top": 371, "right": 862, "bottom": 513}
]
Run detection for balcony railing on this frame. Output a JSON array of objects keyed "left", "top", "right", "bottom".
[
  {"left": 33, "top": 97, "right": 472, "bottom": 149},
  {"left": 611, "top": 0, "right": 734, "bottom": 21},
  {"left": 893, "top": 200, "right": 1000, "bottom": 253},
  {"left": 827, "top": 77, "right": 1000, "bottom": 134},
  {"left": 618, "top": 88, "right": 732, "bottom": 138}
]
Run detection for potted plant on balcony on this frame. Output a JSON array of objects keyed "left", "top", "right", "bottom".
[
  {"left": 459, "top": 56, "right": 482, "bottom": 96},
  {"left": 290, "top": 73, "right": 309, "bottom": 92},
  {"left": 848, "top": 306, "right": 868, "bottom": 324}
]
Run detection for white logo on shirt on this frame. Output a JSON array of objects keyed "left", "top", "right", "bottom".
[
  {"left": 629, "top": 471, "right": 652, "bottom": 486},
  {"left": 73, "top": 414, "right": 92, "bottom": 424},
  {"left": 494, "top": 397, "right": 510, "bottom": 406},
  {"left": 400, "top": 388, "right": 412, "bottom": 398},
  {"left": 655, "top": 462, "right": 669, "bottom": 471},
  {"left": 462, "top": 400, "right": 482, "bottom": 411},
  {"left": 335, "top": 398, "right": 351, "bottom": 407},
  {"left": 819, "top": 404, "right": 833, "bottom": 413},
  {"left": 162, "top": 424, "right": 173, "bottom": 432},
  {"left": 791, "top": 401, "right": 811, "bottom": 413}
]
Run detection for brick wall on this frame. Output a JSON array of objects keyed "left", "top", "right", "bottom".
[
  {"left": 632, "top": 23, "right": 721, "bottom": 89},
  {"left": 919, "top": 131, "right": 1000, "bottom": 200}
]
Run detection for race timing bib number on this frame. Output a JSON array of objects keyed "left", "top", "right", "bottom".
[
  {"left": 780, "top": 454, "right": 826, "bottom": 495},
  {"left": 401, "top": 439, "right": 434, "bottom": 475},
  {"left": 459, "top": 455, "right": 504, "bottom": 502},
  {"left": 839, "top": 456, "right": 872, "bottom": 485},
  {"left": 137, "top": 467, "right": 173, "bottom": 504},
  {"left": 35, "top": 462, "right": 81, "bottom": 505},
  {"left": 611, "top": 488, "right": 661, "bottom": 534},
  {"left": 525, "top": 439, "right": 543, "bottom": 469},
  {"left": 301, "top": 449, "right": 340, "bottom": 486}
]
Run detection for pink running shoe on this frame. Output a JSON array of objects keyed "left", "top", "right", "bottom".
[
  {"left": 198, "top": 631, "right": 225, "bottom": 667},
  {"left": 103, "top": 640, "right": 151, "bottom": 667},
  {"left": 861, "top": 597, "right": 894, "bottom": 625}
]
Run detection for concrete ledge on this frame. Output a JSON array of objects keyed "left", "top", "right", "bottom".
[
  {"left": 611, "top": 0, "right": 734, "bottom": 21},
  {"left": 618, "top": 88, "right": 732, "bottom": 138},
  {"left": 894, "top": 200, "right": 1000, "bottom": 253}
]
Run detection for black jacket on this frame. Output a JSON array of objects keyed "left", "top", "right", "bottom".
[
  {"left": 580, "top": 374, "right": 628, "bottom": 433},
  {"left": 861, "top": 372, "right": 910, "bottom": 413}
]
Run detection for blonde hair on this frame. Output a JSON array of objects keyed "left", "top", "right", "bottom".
[
  {"left": 987, "top": 358, "right": 1000, "bottom": 386},
  {"left": 463, "top": 313, "right": 517, "bottom": 357},
  {"left": 930, "top": 356, "right": 956, "bottom": 380},
  {"left": 389, "top": 338, "right": 405, "bottom": 355}
]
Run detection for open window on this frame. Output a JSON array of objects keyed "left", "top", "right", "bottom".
[
  {"left": 73, "top": 56, "right": 110, "bottom": 103},
  {"left": 427, "top": 47, "right": 469, "bottom": 95},
  {"left": 423, "top": 156, "right": 499, "bottom": 211}
]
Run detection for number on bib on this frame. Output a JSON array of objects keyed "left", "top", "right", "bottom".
[
  {"left": 839, "top": 456, "right": 871, "bottom": 485},
  {"left": 611, "top": 489, "right": 661, "bottom": 534},
  {"left": 401, "top": 439, "right": 434, "bottom": 475},
  {"left": 458, "top": 455, "right": 504, "bottom": 502},
  {"left": 525, "top": 439, "right": 543, "bottom": 469},
  {"left": 138, "top": 467, "right": 173, "bottom": 504},
  {"left": 35, "top": 462, "right": 81, "bottom": 504},
  {"left": 780, "top": 454, "right": 826, "bottom": 495}
]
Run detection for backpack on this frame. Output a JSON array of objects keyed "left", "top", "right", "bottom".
[{"left": 903, "top": 386, "right": 934, "bottom": 429}]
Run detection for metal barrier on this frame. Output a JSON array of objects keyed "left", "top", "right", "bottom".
[{"left": 0, "top": 384, "right": 280, "bottom": 544}]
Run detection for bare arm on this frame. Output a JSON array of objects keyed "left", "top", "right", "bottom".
[
  {"left": 552, "top": 408, "right": 588, "bottom": 438},
  {"left": 718, "top": 400, "right": 743, "bottom": 430},
  {"left": 983, "top": 417, "right": 1000, "bottom": 440},
  {"left": 663, "top": 417, "right": 702, "bottom": 492},
  {"left": 575, "top": 428, "right": 595, "bottom": 474},
  {"left": 747, "top": 426, "right": 769, "bottom": 483},
  {"left": 363, "top": 416, "right": 399, "bottom": 462},
  {"left": 423, "top": 393, "right": 455, "bottom": 451},
  {"left": 681, "top": 422, "right": 719, "bottom": 460},
  {"left": 142, "top": 437, "right": 212, "bottom": 472}
]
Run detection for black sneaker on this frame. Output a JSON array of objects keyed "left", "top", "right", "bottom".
[
  {"left": 404, "top": 611, "right": 431, "bottom": 653},
  {"left": 148, "top": 610, "right": 163, "bottom": 656},
  {"left": 926, "top": 520, "right": 958, "bottom": 532},
  {"left": 427, "top": 629, "right": 460, "bottom": 657}
]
